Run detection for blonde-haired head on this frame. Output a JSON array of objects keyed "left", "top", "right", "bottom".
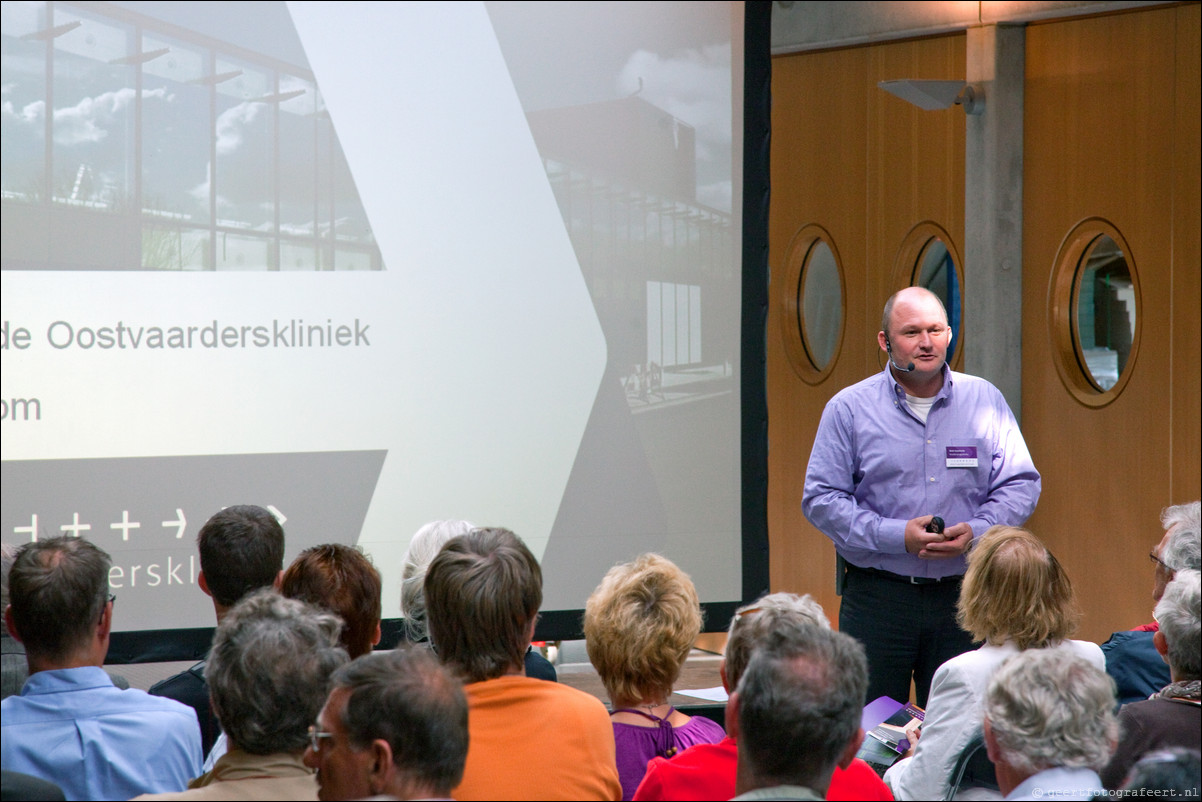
[
  {"left": 957, "top": 525, "right": 1078, "bottom": 649},
  {"left": 583, "top": 553, "right": 702, "bottom": 706}
]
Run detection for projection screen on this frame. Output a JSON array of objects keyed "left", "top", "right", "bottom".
[{"left": 0, "top": 0, "right": 768, "bottom": 658}]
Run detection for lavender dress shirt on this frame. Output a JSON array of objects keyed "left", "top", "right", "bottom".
[{"left": 803, "top": 364, "right": 1040, "bottom": 579}]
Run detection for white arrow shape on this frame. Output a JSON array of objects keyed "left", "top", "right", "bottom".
[
  {"left": 289, "top": 2, "right": 607, "bottom": 563},
  {"left": 162, "top": 508, "right": 187, "bottom": 539}
]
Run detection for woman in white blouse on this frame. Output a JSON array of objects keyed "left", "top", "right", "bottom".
[{"left": 884, "top": 525, "right": 1106, "bottom": 801}]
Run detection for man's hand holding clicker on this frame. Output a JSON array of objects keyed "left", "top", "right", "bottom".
[
  {"left": 919, "top": 522, "right": 973, "bottom": 559},
  {"left": 904, "top": 515, "right": 947, "bottom": 555}
]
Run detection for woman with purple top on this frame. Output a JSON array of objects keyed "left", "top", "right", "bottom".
[{"left": 584, "top": 553, "right": 726, "bottom": 801}]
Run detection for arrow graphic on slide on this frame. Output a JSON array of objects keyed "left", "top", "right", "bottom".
[{"left": 161, "top": 509, "right": 187, "bottom": 539}]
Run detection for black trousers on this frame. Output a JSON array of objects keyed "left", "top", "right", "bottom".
[{"left": 838, "top": 563, "right": 975, "bottom": 708}]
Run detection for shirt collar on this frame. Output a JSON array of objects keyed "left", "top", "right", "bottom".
[
  {"left": 885, "top": 362, "right": 953, "bottom": 401},
  {"left": 192, "top": 748, "right": 313, "bottom": 787},
  {"left": 21, "top": 665, "right": 114, "bottom": 695},
  {"left": 1008, "top": 767, "right": 1102, "bottom": 800}
]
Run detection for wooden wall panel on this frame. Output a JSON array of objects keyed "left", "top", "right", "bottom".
[
  {"left": 1172, "top": 3, "right": 1201, "bottom": 504},
  {"left": 866, "top": 37, "right": 967, "bottom": 311},
  {"left": 768, "top": 46, "right": 869, "bottom": 618},
  {"left": 1022, "top": 6, "right": 1198, "bottom": 642},
  {"left": 767, "top": 35, "right": 965, "bottom": 621}
]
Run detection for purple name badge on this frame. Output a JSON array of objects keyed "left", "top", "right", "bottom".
[{"left": 946, "top": 446, "right": 978, "bottom": 468}]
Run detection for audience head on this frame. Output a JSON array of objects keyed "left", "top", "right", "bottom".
[
  {"left": 1153, "top": 568, "right": 1201, "bottom": 683},
  {"left": 425, "top": 527, "right": 542, "bottom": 682},
  {"left": 281, "top": 544, "right": 382, "bottom": 659},
  {"left": 957, "top": 525, "right": 1077, "bottom": 649},
  {"left": 1, "top": 542, "right": 16, "bottom": 613},
  {"left": 399, "top": 520, "right": 475, "bottom": 642},
  {"left": 731, "top": 625, "right": 867, "bottom": 796},
  {"left": 1156, "top": 501, "right": 1201, "bottom": 600},
  {"left": 983, "top": 649, "right": 1117, "bottom": 794},
  {"left": 197, "top": 505, "right": 285, "bottom": 609},
  {"left": 305, "top": 647, "right": 468, "bottom": 801},
  {"left": 1121, "top": 748, "right": 1202, "bottom": 799},
  {"left": 5, "top": 537, "right": 111, "bottom": 664},
  {"left": 724, "top": 591, "right": 829, "bottom": 691},
  {"left": 206, "top": 589, "right": 348, "bottom": 756},
  {"left": 583, "top": 553, "right": 701, "bottom": 706}
]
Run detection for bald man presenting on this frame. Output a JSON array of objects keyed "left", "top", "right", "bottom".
[{"left": 803, "top": 287, "right": 1040, "bottom": 706}]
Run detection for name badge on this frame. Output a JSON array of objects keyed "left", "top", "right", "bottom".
[{"left": 946, "top": 446, "right": 978, "bottom": 468}]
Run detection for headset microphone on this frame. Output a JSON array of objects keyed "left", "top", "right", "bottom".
[{"left": 884, "top": 335, "right": 916, "bottom": 373}]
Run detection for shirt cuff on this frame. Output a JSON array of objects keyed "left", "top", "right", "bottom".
[{"left": 879, "top": 517, "right": 909, "bottom": 554}]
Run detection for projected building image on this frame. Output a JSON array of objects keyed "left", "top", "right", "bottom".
[
  {"left": 1, "top": 1, "right": 381, "bottom": 271},
  {"left": 534, "top": 103, "right": 736, "bottom": 413}
]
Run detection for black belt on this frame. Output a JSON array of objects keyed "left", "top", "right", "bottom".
[{"left": 847, "top": 563, "right": 962, "bottom": 586}]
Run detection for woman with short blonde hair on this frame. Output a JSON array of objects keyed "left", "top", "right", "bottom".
[
  {"left": 584, "top": 553, "right": 724, "bottom": 800},
  {"left": 957, "top": 525, "right": 1077, "bottom": 649},
  {"left": 884, "top": 526, "right": 1104, "bottom": 801}
]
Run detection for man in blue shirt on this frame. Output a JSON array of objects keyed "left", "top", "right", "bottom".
[
  {"left": 803, "top": 286, "right": 1040, "bottom": 706},
  {"left": 1, "top": 536, "right": 202, "bottom": 800}
]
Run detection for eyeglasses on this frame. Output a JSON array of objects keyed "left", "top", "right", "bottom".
[
  {"left": 307, "top": 725, "right": 334, "bottom": 753},
  {"left": 1149, "top": 550, "right": 1171, "bottom": 571}
]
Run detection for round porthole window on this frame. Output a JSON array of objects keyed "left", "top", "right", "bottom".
[
  {"left": 892, "top": 222, "right": 964, "bottom": 370},
  {"left": 1049, "top": 219, "right": 1140, "bottom": 406},
  {"left": 780, "top": 224, "right": 845, "bottom": 384}
]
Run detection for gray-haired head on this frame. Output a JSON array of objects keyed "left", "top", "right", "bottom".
[
  {"left": 984, "top": 649, "right": 1117, "bottom": 777},
  {"left": 7, "top": 537, "right": 110, "bottom": 661},
  {"left": 206, "top": 589, "right": 349, "bottom": 755},
  {"left": 735, "top": 624, "right": 867, "bottom": 792},
  {"left": 399, "top": 520, "right": 475, "bottom": 642},
  {"left": 1161, "top": 501, "right": 1201, "bottom": 572},
  {"left": 1121, "top": 748, "right": 1202, "bottom": 797},
  {"left": 724, "top": 592, "right": 830, "bottom": 690},
  {"left": 1, "top": 542, "right": 16, "bottom": 611},
  {"left": 330, "top": 647, "right": 469, "bottom": 795},
  {"left": 1154, "top": 569, "right": 1201, "bottom": 681}
]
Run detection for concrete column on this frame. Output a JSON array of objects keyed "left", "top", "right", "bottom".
[{"left": 964, "top": 24, "right": 1025, "bottom": 421}]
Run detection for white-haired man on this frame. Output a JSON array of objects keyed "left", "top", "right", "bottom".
[
  {"left": 983, "top": 649, "right": 1118, "bottom": 801},
  {"left": 1102, "top": 500, "right": 1201, "bottom": 705},
  {"left": 1100, "top": 569, "right": 1201, "bottom": 789}
]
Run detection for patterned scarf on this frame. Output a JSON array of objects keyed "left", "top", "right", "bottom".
[{"left": 1156, "top": 679, "right": 1201, "bottom": 702}]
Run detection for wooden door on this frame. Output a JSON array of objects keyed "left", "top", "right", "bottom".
[{"left": 1022, "top": 4, "right": 1200, "bottom": 641}]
